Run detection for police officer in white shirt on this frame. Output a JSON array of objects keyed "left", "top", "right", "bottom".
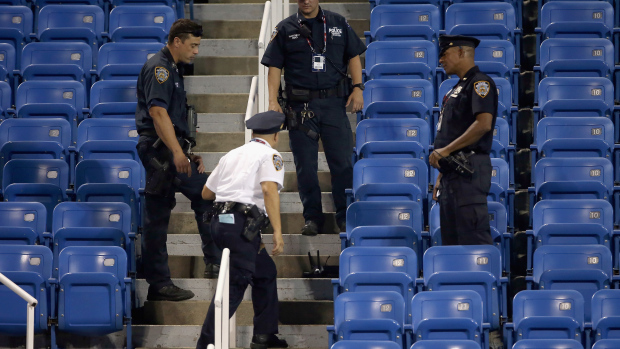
[{"left": 196, "top": 110, "right": 288, "bottom": 349}]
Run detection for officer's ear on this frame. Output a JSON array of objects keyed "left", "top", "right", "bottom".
[{"left": 173, "top": 36, "right": 182, "bottom": 48}]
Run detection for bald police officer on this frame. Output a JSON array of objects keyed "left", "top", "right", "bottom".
[
  {"left": 196, "top": 111, "right": 288, "bottom": 349},
  {"left": 261, "top": 0, "right": 366, "bottom": 235},
  {"left": 136, "top": 19, "right": 222, "bottom": 302},
  {"left": 429, "top": 35, "right": 498, "bottom": 246}
]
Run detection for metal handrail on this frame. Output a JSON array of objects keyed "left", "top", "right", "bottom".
[
  {"left": 258, "top": 1, "right": 272, "bottom": 113},
  {"left": 0, "top": 272, "right": 37, "bottom": 349},
  {"left": 213, "top": 248, "right": 233, "bottom": 349}
]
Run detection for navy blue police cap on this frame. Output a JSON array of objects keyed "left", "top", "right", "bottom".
[
  {"left": 246, "top": 110, "right": 286, "bottom": 134},
  {"left": 438, "top": 35, "right": 480, "bottom": 57}
]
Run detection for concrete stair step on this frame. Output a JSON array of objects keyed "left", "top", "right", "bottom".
[
  {"left": 188, "top": 94, "right": 249, "bottom": 113},
  {"left": 198, "top": 39, "right": 257, "bottom": 57},
  {"left": 134, "top": 300, "right": 333, "bottom": 325},
  {"left": 135, "top": 278, "right": 332, "bottom": 303},
  {"left": 172, "top": 192, "right": 335, "bottom": 213},
  {"left": 194, "top": 57, "right": 258, "bottom": 75},
  {"left": 197, "top": 113, "right": 357, "bottom": 133},
  {"left": 193, "top": 3, "right": 370, "bottom": 21},
  {"left": 164, "top": 234, "right": 340, "bottom": 256},
  {"left": 169, "top": 212, "right": 340, "bottom": 235},
  {"left": 169, "top": 255, "right": 339, "bottom": 279},
  {"left": 199, "top": 20, "right": 368, "bottom": 39},
  {"left": 194, "top": 151, "right": 330, "bottom": 173},
  {"left": 186, "top": 75, "right": 253, "bottom": 94}
]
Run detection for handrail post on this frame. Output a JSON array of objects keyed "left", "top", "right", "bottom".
[
  {"left": 0, "top": 272, "right": 38, "bottom": 349},
  {"left": 213, "top": 248, "right": 231, "bottom": 349}
]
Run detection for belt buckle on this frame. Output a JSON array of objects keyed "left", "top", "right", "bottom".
[{"left": 319, "top": 89, "right": 328, "bottom": 99}]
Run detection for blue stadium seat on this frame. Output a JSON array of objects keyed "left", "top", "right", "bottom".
[
  {"left": 0, "top": 81, "right": 10, "bottom": 118},
  {"left": 592, "top": 289, "right": 620, "bottom": 340},
  {"left": 491, "top": 118, "right": 512, "bottom": 163},
  {"left": 363, "top": 40, "right": 437, "bottom": 83},
  {"left": 536, "top": 2, "right": 614, "bottom": 41},
  {"left": 0, "top": 202, "right": 47, "bottom": 246},
  {"left": 0, "top": 6, "right": 33, "bottom": 67},
  {"left": 56, "top": 246, "right": 131, "bottom": 344},
  {"left": 504, "top": 290, "right": 584, "bottom": 349},
  {"left": 529, "top": 245, "right": 613, "bottom": 323},
  {"left": 512, "top": 339, "right": 583, "bottom": 349},
  {"left": 77, "top": 118, "right": 139, "bottom": 144},
  {"left": 362, "top": 79, "right": 434, "bottom": 126},
  {"left": 365, "top": 5, "right": 441, "bottom": 44},
  {"left": 89, "top": 80, "right": 137, "bottom": 119},
  {"left": 33, "top": 0, "right": 103, "bottom": 7},
  {"left": 423, "top": 245, "right": 506, "bottom": 330},
  {"left": 110, "top": 0, "right": 182, "bottom": 20},
  {"left": 344, "top": 226, "right": 422, "bottom": 268},
  {"left": 0, "top": 245, "right": 52, "bottom": 336},
  {"left": 489, "top": 157, "right": 513, "bottom": 208},
  {"left": 370, "top": 0, "right": 442, "bottom": 10},
  {"left": 0, "top": 43, "right": 16, "bottom": 89},
  {"left": 331, "top": 341, "right": 401, "bottom": 349},
  {"left": 355, "top": 118, "right": 430, "bottom": 161},
  {"left": 410, "top": 290, "right": 484, "bottom": 345},
  {"left": 97, "top": 42, "right": 163, "bottom": 80},
  {"left": 109, "top": 6, "right": 176, "bottom": 42},
  {"left": 77, "top": 139, "right": 139, "bottom": 162},
  {"left": 346, "top": 201, "right": 422, "bottom": 237},
  {"left": 593, "top": 339, "right": 620, "bottom": 349},
  {"left": 535, "top": 77, "right": 614, "bottom": 120},
  {"left": 410, "top": 340, "right": 482, "bottom": 349},
  {"left": 450, "top": 0, "right": 522, "bottom": 28},
  {"left": 474, "top": 38, "right": 519, "bottom": 74},
  {"left": 328, "top": 291, "right": 406, "bottom": 348},
  {"left": 21, "top": 42, "right": 93, "bottom": 89},
  {"left": 526, "top": 199, "right": 613, "bottom": 270},
  {"left": 36, "top": 5, "right": 104, "bottom": 66}
]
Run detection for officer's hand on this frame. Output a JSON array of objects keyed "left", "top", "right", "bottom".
[
  {"left": 346, "top": 89, "right": 364, "bottom": 113},
  {"left": 433, "top": 173, "right": 442, "bottom": 202},
  {"left": 272, "top": 231, "right": 284, "bottom": 256},
  {"left": 268, "top": 100, "right": 283, "bottom": 113},
  {"left": 429, "top": 148, "right": 449, "bottom": 169},
  {"left": 174, "top": 152, "right": 192, "bottom": 177},
  {"left": 190, "top": 154, "right": 205, "bottom": 174}
]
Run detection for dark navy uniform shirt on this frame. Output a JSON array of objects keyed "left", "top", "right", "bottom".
[
  {"left": 260, "top": 8, "right": 366, "bottom": 90},
  {"left": 136, "top": 46, "right": 189, "bottom": 137},
  {"left": 434, "top": 66, "right": 498, "bottom": 154}
]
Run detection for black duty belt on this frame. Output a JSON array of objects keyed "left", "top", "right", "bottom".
[
  {"left": 213, "top": 201, "right": 262, "bottom": 219},
  {"left": 287, "top": 85, "right": 341, "bottom": 102},
  {"left": 139, "top": 129, "right": 191, "bottom": 152}
]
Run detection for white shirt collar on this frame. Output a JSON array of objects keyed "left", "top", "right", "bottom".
[{"left": 252, "top": 137, "right": 273, "bottom": 149}]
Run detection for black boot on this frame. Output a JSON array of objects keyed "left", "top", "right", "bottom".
[
  {"left": 250, "top": 334, "right": 289, "bottom": 349},
  {"left": 300, "top": 221, "right": 321, "bottom": 236},
  {"left": 147, "top": 284, "right": 194, "bottom": 301},
  {"left": 204, "top": 263, "right": 220, "bottom": 279}
]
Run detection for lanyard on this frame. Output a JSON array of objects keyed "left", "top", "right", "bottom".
[
  {"left": 250, "top": 138, "right": 267, "bottom": 145},
  {"left": 297, "top": 10, "right": 327, "bottom": 54}
]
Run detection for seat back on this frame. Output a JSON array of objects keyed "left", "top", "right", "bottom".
[
  {"left": 75, "top": 159, "right": 142, "bottom": 196},
  {"left": 356, "top": 118, "right": 430, "bottom": 146},
  {"left": 97, "top": 42, "right": 163, "bottom": 78},
  {"left": 591, "top": 289, "right": 620, "bottom": 338},
  {"left": 513, "top": 290, "right": 585, "bottom": 331},
  {"left": 0, "top": 6, "right": 33, "bottom": 47},
  {"left": 15, "top": 80, "right": 86, "bottom": 115},
  {"left": 410, "top": 340, "right": 482, "bottom": 349},
  {"left": 532, "top": 199, "right": 613, "bottom": 233},
  {"left": 21, "top": 42, "right": 93, "bottom": 75},
  {"left": 37, "top": 5, "right": 104, "bottom": 41},
  {"left": 90, "top": 80, "right": 137, "bottom": 104},
  {"left": 539, "top": 38, "right": 614, "bottom": 77},
  {"left": 445, "top": 3, "right": 516, "bottom": 40},
  {"left": 534, "top": 158, "right": 613, "bottom": 199},
  {"left": 537, "top": 77, "right": 614, "bottom": 117},
  {"left": 490, "top": 158, "right": 509, "bottom": 193},
  {"left": 365, "top": 40, "right": 437, "bottom": 71},
  {"left": 52, "top": 202, "right": 131, "bottom": 235},
  {"left": 331, "top": 340, "right": 401, "bottom": 349},
  {"left": 532, "top": 245, "right": 612, "bottom": 283},
  {"left": 363, "top": 79, "right": 434, "bottom": 115},
  {"left": 423, "top": 245, "right": 502, "bottom": 282},
  {"left": 346, "top": 201, "right": 423, "bottom": 236},
  {"left": 333, "top": 291, "right": 405, "bottom": 333},
  {"left": 0, "top": 118, "right": 71, "bottom": 147},
  {"left": 58, "top": 245, "right": 126, "bottom": 278},
  {"left": 487, "top": 201, "right": 507, "bottom": 234},
  {"left": 352, "top": 158, "right": 428, "bottom": 197},
  {"left": 536, "top": 117, "right": 613, "bottom": 150},
  {"left": 512, "top": 339, "right": 584, "bottom": 349},
  {"left": 2, "top": 159, "right": 69, "bottom": 191},
  {"left": 0, "top": 43, "right": 16, "bottom": 80},
  {"left": 0, "top": 201, "right": 46, "bottom": 237},
  {"left": 0, "top": 241, "right": 51, "bottom": 277},
  {"left": 592, "top": 339, "right": 620, "bottom": 349},
  {"left": 411, "top": 290, "right": 483, "bottom": 339},
  {"left": 539, "top": 2, "right": 614, "bottom": 38},
  {"left": 77, "top": 119, "right": 138, "bottom": 144},
  {"left": 0, "top": 81, "right": 10, "bottom": 118},
  {"left": 475, "top": 39, "right": 516, "bottom": 67},
  {"left": 369, "top": 4, "right": 441, "bottom": 37},
  {"left": 339, "top": 246, "right": 417, "bottom": 278},
  {"left": 108, "top": 5, "right": 176, "bottom": 41}
]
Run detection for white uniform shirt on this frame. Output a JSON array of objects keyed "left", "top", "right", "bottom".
[{"left": 205, "top": 138, "right": 285, "bottom": 213}]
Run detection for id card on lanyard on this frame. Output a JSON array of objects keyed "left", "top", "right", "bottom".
[{"left": 298, "top": 10, "right": 327, "bottom": 73}]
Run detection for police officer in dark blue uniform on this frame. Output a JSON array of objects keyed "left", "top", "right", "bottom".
[
  {"left": 261, "top": 0, "right": 366, "bottom": 235},
  {"left": 196, "top": 111, "right": 288, "bottom": 349},
  {"left": 429, "top": 35, "right": 498, "bottom": 246},
  {"left": 136, "top": 19, "right": 222, "bottom": 301}
]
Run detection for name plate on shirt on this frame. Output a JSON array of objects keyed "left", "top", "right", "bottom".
[{"left": 219, "top": 214, "right": 235, "bottom": 224}]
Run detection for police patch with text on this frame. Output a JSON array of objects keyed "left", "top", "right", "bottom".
[
  {"left": 474, "top": 81, "right": 490, "bottom": 98},
  {"left": 273, "top": 154, "right": 283, "bottom": 171},
  {"left": 155, "top": 66, "right": 169, "bottom": 84}
]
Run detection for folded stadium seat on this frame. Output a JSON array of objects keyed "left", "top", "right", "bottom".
[
  {"left": 536, "top": 2, "right": 614, "bottom": 50},
  {"left": 0, "top": 6, "right": 33, "bottom": 68},
  {"left": 444, "top": 3, "right": 520, "bottom": 56},
  {"left": 52, "top": 201, "right": 134, "bottom": 276},
  {"left": 362, "top": 79, "right": 434, "bottom": 127},
  {"left": 36, "top": 5, "right": 104, "bottom": 67},
  {"left": 331, "top": 340, "right": 401, "bottom": 349},
  {"left": 2, "top": 159, "right": 69, "bottom": 230},
  {"left": 528, "top": 245, "right": 613, "bottom": 325},
  {"left": 0, "top": 118, "right": 72, "bottom": 185},
  {"left": 488, "top": 158, "right": 514, "bottom": 219},
  {"left": 77, "top": 139, "right": 139, "bottom": 162},
  {"left": 512, "top": 339, "right": 583, "bottom": 349},
  {"left": 75, "top": 159, "right": 143, "bottom": 234},
  {"left": 21, "top": 42, "right": 93, "bottom": 92},
  {"left": 355, "top": 118, "right": 430, "bottom": 161},
  {"left": 422, "top": 245, "right": 507, "bottom": 330},
  {"left": 592, "top": 289, "right": 620, "bottom": 341},
  {"left": 365, "top": 5, "right": 441, "bottom": 45},
  {"left": 593, "top": 339, "right": 620, "bottom": 349},
  {"left": 0, "top": 245, "right": 52, "bottom": 336},
  {"left": 363, "top": 40, "right": 437, "bottom": 85},
  {"left": 526, "top": 199, "right": 613, "bottom": 270},
  {"left": 333, "top": 246, "right": 417, "bottom": 326},
  {"left": 77, "top": 118, "right": 138, "bottom": 143},
  {"left": 503, "top": 290, "right": 585, "bottom": 349},
  {"left": 0, "top": 201, "right": 47, "bottom": 246},
  {"left": 344, "top": 226, "right": 422, "bottom": 268},
  {"left": 410, "top": 290, "right": 485, "bottom": 347},
  {"left": 108, "top": 5, "right": 176, "bottom": 43},
  {"left": 346, "top": 201, "right": 423, "bottom": 236},
  {"left": 97, "top": 42, "right": 163, "bottom": 80},
  {"left": 89, "top": 80, "right": 137, "bottom": 119},
  {"left": 0, "top": 43, "right": 16, "bottom": 93},
  {"left": 449, "top": 0, "right": 522, "bottom": 30},
  {"left": 55, "top": 246, "right": 132, "bottom": 348},
  {"left": 410, "top": 340, "right": 481, "bottom": 349},
  {"left": 328, "top": 291, "right": 406, "bottom": 348},
  {"left": 0, "top": 81, "right": 10, "bottom": 119}
]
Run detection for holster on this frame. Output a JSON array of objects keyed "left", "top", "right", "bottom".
[
  {"left": 144, "top": 141, "right": 182, "bottom": 196},
  {"left": 186, "top": 104, "right": 197, "bottom": 148},
  {"left": 242, "top": 205, "right": 270, "bottom": 242},
  {"left": 438, "top": 151, "right": 475, "bottom": 179},
  {"left": 284, "top": 106, "right": 319, "bottom": 141}
]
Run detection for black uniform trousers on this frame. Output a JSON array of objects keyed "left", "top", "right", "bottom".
[
  {"left": 196, "top": 211, "right": 279, "bottom": 349},
  {"left": 288, "top": 96, "right": 353, "bottom": 226},
  {"left": 438, "top": 154, "right": 494, "bottom": 246},
  {"left": 137, "top": 137, "right": 222, "bottom": 291}
]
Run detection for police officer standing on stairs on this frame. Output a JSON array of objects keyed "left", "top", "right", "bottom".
[
  {"left": 196, "top": 111, "right": 288, "bottom": 349},
  {"left": 136, "top": 19, "right": 222, "bottom": 302},
  {"left": 429, "top": 35, "right": 498, "bottom": 246},
  {"left": 261, "top": 0, "right": 366, "bottom": 236}
]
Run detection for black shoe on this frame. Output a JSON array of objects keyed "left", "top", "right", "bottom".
[
  {"left": 301, "top": 221, "right": 320, "bottom": 236},
  {"left": 338, "top": 220, "right": 346, "bottom": 233},
  {"left": 250, "top": 334, "right": 289, "bottom": 349},
  {"left": 204, "top": 263, "right": 220, "bottom": 279},
  {"left": 147, "top": 284, "right": 195, "bottom": 301}
]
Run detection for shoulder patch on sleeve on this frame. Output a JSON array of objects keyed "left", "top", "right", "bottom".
[
  {"left": 155, "top": 66, "right": 169, "bottom": 84},
  {"left": 474, "top": 81, "right": 490, "bottom": 98},
  {"left": 272, "top": 154, "right": 283, "bottom": 171},
  {"left": 270, "top": 26, "right": 278, "bottom": 43}
]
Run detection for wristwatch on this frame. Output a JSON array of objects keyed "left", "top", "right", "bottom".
[{"left": 352, "top": 83, "right": 365, "bottom": 91}]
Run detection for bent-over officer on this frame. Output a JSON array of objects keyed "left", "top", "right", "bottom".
[
  {"left": 136, "top": 19, "right": 222, "bottom": 302},
  {"left": 429, "top": 35, "right": 498, "bottom": 246},
  {"left": 261, "top": 0, "right": 366, "bottom": 235},
  {"left": 196, "top": 111, "right": 288, "bottom": 349}
]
